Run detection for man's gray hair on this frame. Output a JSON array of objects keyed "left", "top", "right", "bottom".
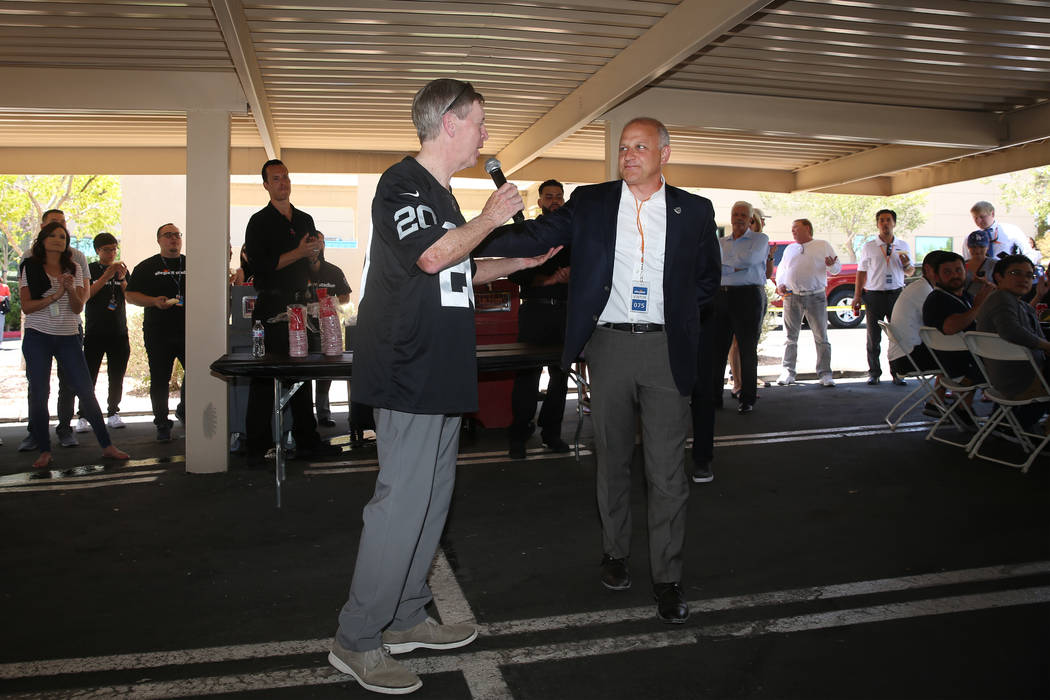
[
  {"left": 624, "top": 117, "right": 670, "bottom": 149},
  {"left": 412, "top": 78, "right": 484, "bottom": 143},
  {"left": 970, "top": 200, "right": 995, "bottom": 215},
  {"left": 732, "top": 200, "right": 754, "bottom": 217}
]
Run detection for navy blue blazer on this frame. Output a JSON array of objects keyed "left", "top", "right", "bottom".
[{"left": 479, "top": 180, "right": 720, "bottom": 395}]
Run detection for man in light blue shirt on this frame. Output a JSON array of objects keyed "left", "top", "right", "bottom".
[{"left": 711, "top": 201, "right": 769, "bottom": 414}]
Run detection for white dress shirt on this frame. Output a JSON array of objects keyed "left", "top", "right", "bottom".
[
  {"left": 598, "top": 180, "right": 667, "bottom": 324},
  {"left": 857, "top": 236, "right": 911, "bottom": 291},
  {"left": 987, "top": 220, "right": 1041, "bottom": 264},
  {"left": 776, "top": 239, "right": 842, "bottom": 294},
  {"left": 886, "top": 277, "right": 933, "bottom": 361}
]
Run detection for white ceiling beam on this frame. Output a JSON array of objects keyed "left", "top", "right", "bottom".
[
  {"left": 794, "top": 145, "right": 976, "bottom": 192},
  {"left": 2, "top": 67, "right": 245, "bottom": 112},
  {"left": 495, "top": 0, "right": 776, "bottom": 175},
  {"left": 211, "top": 0, "right": 280, "bottom": 160},
  {"left": 604, "top": 87, "right": 999, "bottom": 149}
]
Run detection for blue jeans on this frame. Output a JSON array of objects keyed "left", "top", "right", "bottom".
[{"left": 22, "top": 328, "right": 110, "bottom": 452}]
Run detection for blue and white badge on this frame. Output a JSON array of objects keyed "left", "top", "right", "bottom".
[
  {"left": 631, "top": 281, "right": 649, "bottom": 313},
  {"left": 175, "top": 295, "right": 184, "bottom": 307}
]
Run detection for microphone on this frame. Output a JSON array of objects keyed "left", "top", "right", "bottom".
[{"left": 484, "top": 157, "right": 524, "bottom": 224}]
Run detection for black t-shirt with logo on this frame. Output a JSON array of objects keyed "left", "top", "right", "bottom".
[
  {"left": 126, "top": 253, "right": 186, "bottom": 340},
  {"left": 310, "top": 260, "right": 351, "bottom": 302},
  {"left": 922, "top": 287, "right": 975, "bottom": 376},
  {"left": 85, "top": 261, "right": 128, "bottom": 338},
  {"left": 352, "top": 156, "right": 479, "bottom": 414},
  {"left": 244, "top": 202, "right": 318, "bottom": 322}
]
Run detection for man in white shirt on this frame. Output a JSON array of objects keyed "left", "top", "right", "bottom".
[
  {"left": 852, "top": 209, "right": 914, "bottom": 385},
  {"left": 970, "top": 200, "right": 1041, "bottom": 264},
  {"left": 774, "top": 219, "right": 841, "bottom": 387}
]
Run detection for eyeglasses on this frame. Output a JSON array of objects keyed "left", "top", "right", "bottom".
[
  {"left": 441, "top": 82, "right": 471, "bottom": 116},
  {"left": 1006, "top": 269, "right": 1035, "bottom": 280},
  {"left": 160, "top": 231, "right": 182, "bottom": 239}
]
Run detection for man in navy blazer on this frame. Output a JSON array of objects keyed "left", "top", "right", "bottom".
[{"left": 481, "top": 117, "right": 720, "bottom": 622}]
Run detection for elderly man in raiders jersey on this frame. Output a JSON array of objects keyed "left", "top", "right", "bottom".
[{"left": 327, "top": 78, "right": 558, "bottom": 695}]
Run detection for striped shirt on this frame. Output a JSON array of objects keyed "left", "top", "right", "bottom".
[{"left": 20, "top": 261, "right": 85, "bottom": 336}]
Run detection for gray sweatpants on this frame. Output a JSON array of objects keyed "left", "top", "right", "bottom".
[{"left": 335, "top": 408, "right": 461, "bottom": 651}]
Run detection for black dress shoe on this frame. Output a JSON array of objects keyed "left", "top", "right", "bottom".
[
  {"left": 654, "top": 582, "right": 689, "bottom": 623},
  {"left": 867, "top": 376, "right": 881, "bottom": 385},
  {"left": 891, "top": 375, "right": 907, "bottom": 386},
  {"left": 542, "top": 435, "right": 571, "bottom": 453},
  {"left": 508, "top": 441, "right": 526, "bottom": 459},
  {"left": 737, "top": 402, "right": 753, "bottom": 415},
  {"left": 600, "top": 554, "right": 631, "bottom": 590}
]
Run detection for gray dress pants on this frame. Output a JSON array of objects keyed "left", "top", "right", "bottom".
[
  {"left": 335, "top": 409, "right": 461, "bottom": 652},
  {"left": 586, "top": 326, "right": 691, "bottom": 583}
]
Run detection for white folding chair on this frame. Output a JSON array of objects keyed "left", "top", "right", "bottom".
[
  {"left": 963, "top": 331, "right": 1050, "bottom": 473},
  {"left": 918, "top": 326, "right": 987, "bottom": 449},
  {"left": 878, "top": 320, "right": 942, "bottom": 430}
]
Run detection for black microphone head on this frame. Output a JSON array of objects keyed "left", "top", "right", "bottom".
[{"left": 484, "top": 157, "right": 501, "bottom": 174}]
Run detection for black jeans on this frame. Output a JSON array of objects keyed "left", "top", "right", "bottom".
[
  {"left": 509, "top": 302, "right": 569, "bottom": 442},
  {"left": 246, "top": 320, "right": 321, "bottom": 455},
  {"left": 144, "top": 332, "right": 185, "bottom": 427},
  {"left": 712, "top": 285, "right": 764, "bottom": 405},
  {"left": 82, "top": 333, "right": 130, "bottom": 416},
  {"left": 862, "top": 288, "right": 902, "bottom": 379},
  {"left": 691, "top": 304, "right": 718, "bottom": 467}
]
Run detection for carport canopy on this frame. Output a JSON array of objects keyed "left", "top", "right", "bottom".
[{"left": 2, "top": 0, "right": 1049, "bottom": 472}]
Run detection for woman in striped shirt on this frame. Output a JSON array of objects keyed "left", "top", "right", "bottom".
[{"left": 19, "top": 222, "right": 130, "bottom": 469}]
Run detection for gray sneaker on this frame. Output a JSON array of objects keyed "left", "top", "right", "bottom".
[
  {"left": 382, "top": 616, "right": 478, "bottom": 655},
  {"left": 57, "top": 430, "right": 79, "bottom": 448},
  {"left": 18, "top": 435, "right": 37, "bottom": 452},
  {"left": 328, "top": 640, "right": 422, "bottom": 695}
]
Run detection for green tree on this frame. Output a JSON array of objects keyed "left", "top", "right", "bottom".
[
  {"left": 760, "top": 191, "right": 928, "bottom": 262},
  {"left": 998, "top": 165, "right": 1050, "bottom": 257},
  {"left": 0, "top": 175, "right": 122, "bottom": 280}
]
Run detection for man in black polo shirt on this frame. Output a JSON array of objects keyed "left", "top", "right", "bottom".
[
  {"left": 310, "top": 231, "right": 352, "bottom": 427},
  {"left": 922, "top": 252, "right": 993, "bottom": 383},
  {"left": 125, "top": 223, "right": 186, "bottom": 442},
  {"left": 507, "top": 178, "right": 571, "bottom": 458},
  {"left": 78, "top": 232, "right": 130, "bottom": 431},
  {"left": 243, "top": 159, "right": 338, "bottom": 466}
]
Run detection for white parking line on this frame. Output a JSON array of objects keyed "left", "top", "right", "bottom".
[
  {"left": 0, "top": 475, "right": 161, "bottom": 494},
  {"left": 8, "top": 585, "right": 1047, "bottom": 699},
  {"left": 4, "top": 560, "right": 1046, "bottom": 681}
]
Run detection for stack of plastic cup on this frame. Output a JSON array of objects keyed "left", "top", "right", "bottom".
[
  {"left": 287, "top": 304, "right": 308, "bottom": 357},
  {"left": 317, "top": 288, "right": 343, "bottom": 356}
]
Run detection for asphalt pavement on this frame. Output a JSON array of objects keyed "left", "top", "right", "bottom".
[{"left": 1, "top": 364, "right": 1048, "bottom": 699}]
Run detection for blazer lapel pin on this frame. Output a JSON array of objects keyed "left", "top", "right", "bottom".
[{"left": 673, "top": 207, "right": 682, "bottom": 214}]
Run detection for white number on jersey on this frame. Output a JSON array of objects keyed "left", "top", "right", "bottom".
[{"left": 394, "top": 204, "right": 438, "bottom": 240}]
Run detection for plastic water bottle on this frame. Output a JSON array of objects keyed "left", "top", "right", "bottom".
[{"left": 251, "top": 321, "right": 265, "bottom": 358}]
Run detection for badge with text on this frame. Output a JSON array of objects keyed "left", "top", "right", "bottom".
[{"left": 631, "top": 282, "right": 649, "bottom": 313}]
